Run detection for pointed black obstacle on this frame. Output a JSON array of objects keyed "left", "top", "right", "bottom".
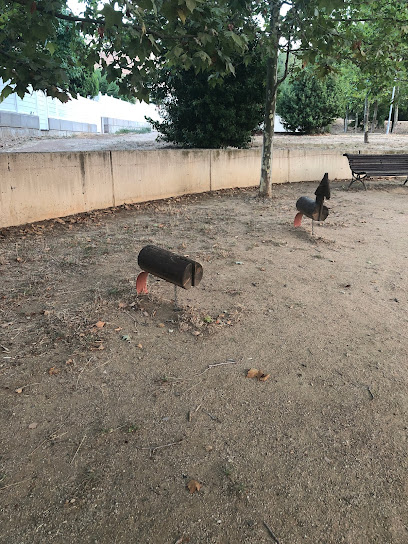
[{"left": 294, "top": 173, "right": 331, "bottom": 229}]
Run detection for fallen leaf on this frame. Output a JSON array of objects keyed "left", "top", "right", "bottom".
[
  {"left": 114, "top": 327, "right": 122, "bottom": 332},
  {"left": 28, "top": 422, "right": 38, "bottom": 429},
  {"left": 48, "top": 367, "right": 60, "bottom": 375},
  {"left": 137, "top": 343, "right": 143, "bottom": 349},
  {"left": 247, "top": 369, "right": 270, "bottom": 381},
  {"left": 15, "top": 387, "right": 24, "bottom": 394},
  {"left": 192, "top": 331, "right": 200, "bottom": 336},
  {"left": 187, "top": 479, "right": 201, "bottom": 494},
  {"left": 118, "top": 302, "right": 127, "bottom": 309},
  {"left": 174, "top": 536, "right": 190, "bottom": 544},
  {"left": 16, "top": 257, "right": 23, "bottom": 263},
  {"left": 122, "top": 335, "right": 131, "bottom": 342},
  {"left": 65, "top": 359, "right": 73, "bottom": 365},
  {"left": 43, "top": 310, "right": 52, "bottom": 316},
  {"left": 95, "top": 321, "right": 106, "bottom": 329},
  {"left": 158, "top": 323, "right": 165, "bottom": 328},
  {"left": 91, "top": 343, "right": 105, "bottom": 351},
  {"left": 1, "top": 322, "right": 13, "bottom": 328}
]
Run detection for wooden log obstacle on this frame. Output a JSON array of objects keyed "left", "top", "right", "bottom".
[{"left": 136, "top": 245, "right": 203, "bottom": 296}]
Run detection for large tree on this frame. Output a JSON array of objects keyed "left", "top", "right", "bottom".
[{"left": 2, "top": 0, "right": 408, "bottom": 197}]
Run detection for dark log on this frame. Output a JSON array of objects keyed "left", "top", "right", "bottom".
[
  {"left": 296, "top": 196, "right": 329, "bottom": 221},
  {"left": 138, "top": 245, "right": 203, "bottom": 290}
]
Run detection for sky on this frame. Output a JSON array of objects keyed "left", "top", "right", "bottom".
[{"left": 67, "top": 0, "right": 84, "bottom": 15}]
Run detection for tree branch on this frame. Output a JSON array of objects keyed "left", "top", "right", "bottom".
[
  {"left": 276, "top": 39, "right": 291, "bottom": 87},
  {"left": 18, "top": 1, "right": 195, "bottom": 41}
]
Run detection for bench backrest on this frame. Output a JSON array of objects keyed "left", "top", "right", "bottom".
[{"left": 344, "top": 153, "right": 408, "bottom": 175}]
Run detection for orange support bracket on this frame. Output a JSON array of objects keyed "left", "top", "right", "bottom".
[
  {"left": 294, "top": 212, "right": 303, "bottom": 227},
  {"left": 136, "top": 271, "right": 149, "bottom": 294}
]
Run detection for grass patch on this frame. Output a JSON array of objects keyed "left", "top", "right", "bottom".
[{"left": 116, "top": 127, "right": 151, "bottom": 135}]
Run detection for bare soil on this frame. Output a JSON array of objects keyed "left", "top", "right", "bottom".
[
  {"left": 1, "top": 169, "right": 407, "bottom": 543},
  {"left": 2, "top": 129, "right": 408, "bottom": 153}
]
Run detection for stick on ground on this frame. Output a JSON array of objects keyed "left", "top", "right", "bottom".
[
  {"left": 71, "top": 434, "right": 87, "bottom": 464},
  {"left": 263, "top": 521, "right": 280, "bottom": 544}
]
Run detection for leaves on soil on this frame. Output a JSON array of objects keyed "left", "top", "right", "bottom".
[
  {"left": 247, "top": 368, "right": 270, "bottom": 381},
  {"left": 187, "top": 479, "right": 201, "bottom": 494}
]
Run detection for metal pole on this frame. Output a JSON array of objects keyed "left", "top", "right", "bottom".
[
  {"left": 174, "top": 285, "right": 180, "bottom": 311},
  {"left": 386, "top": 86, "right": 396, "bottom": 135}
]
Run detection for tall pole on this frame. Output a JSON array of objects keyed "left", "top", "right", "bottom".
[
  {"left": 386, "top": 86, "right": 396, "bottom": 135},
  {"left": 363, "top": 94, "right": 369, "bottom": 144}
]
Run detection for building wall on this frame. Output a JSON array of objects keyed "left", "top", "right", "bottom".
[
  {"left": 0, "top": 148, "right": 350, "bottom": 228},
  {"left": 0, "top": 79, "right": 160, "bottom": 134}
]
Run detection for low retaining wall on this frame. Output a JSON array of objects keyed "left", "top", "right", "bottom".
[
  {"left": 0, "top": 148, "right": 350, "bottom": 228},
  {"left": 101, "top": 117, "right": 151, "bottom": 133},
  {"left": 48, "top": 118, "right": 97, "bottom": 133},
  {"left": 0, "top": 111, "right": 40, "bottom": 130}
]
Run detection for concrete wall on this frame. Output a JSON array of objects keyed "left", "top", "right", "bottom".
[
  {"left": 0, "top": 111, "right": 40, "bottom": 130},
  {"left": 48, "top": 118, "right": 97, "bottom": 133},
  {"left": 101, "top": 117, "right": 151, "bottom": 134},
  {"left": 0, "top": 148, "right": 351, "bottom": 228},
  {"left": 0, "top": 78, "right": 160, "bottom": 134}
]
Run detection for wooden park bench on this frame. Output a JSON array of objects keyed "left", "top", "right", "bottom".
[{"left": 343, "top": 153, "right": 408, "bottom": 190}]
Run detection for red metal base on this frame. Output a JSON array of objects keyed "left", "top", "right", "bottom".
[
  {"left": 136, "top": 271, "right": 149, "bottom": 294},
  {"left": 294, "top": 212, "right": 303, "bottom": 227}
]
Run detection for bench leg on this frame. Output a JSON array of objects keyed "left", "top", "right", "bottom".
[
  {"left": 348, "top": 174, "right": 367, "bottom": 191},
  {"left": 404, "top": 177, "right": 408, "bottom": 186}
]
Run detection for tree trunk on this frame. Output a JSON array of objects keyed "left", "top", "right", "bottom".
[
  {"left": 259, "top": 2, "right": 280, "bottom": 198},
  {"left": 392, "top": 86, "right": 400, "bottom": 133},
  {"left": 355, "top": 112, "right": 358, "bottom": 132},
  {"left": 344, "top": 111, "right": 348, "bottom": 133},
  {"left": 371, "top": 100, "right": 378, "bottom": 133},
  {"left": 364, "top": 95, "right": 369, "bottom": 143}
]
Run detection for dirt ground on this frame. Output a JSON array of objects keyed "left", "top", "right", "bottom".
[
  {"left": 2, "top": 129, "right": 408, "bottom": 154},
  {"left": 1, "top": 166, "right": 407, "bottom": 543}
]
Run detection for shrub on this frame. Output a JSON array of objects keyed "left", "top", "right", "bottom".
[
  {"left": 277, "top": 68, "right": 344, "bottom": 134},
  {"left": 148, "top": 45, "right": 265, "bottom": 148}
]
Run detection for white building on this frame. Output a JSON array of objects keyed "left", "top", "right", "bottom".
[{"left": 0, "top": 79, "right": 160, "bottom": 135}]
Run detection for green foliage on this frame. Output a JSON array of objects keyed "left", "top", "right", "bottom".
[
  {"left": 55, "top": 20, "right": 99, "bottom": 98},
  {"left": 95, "top": 70, "right": 136, "bottom": 103},
  {"left": 335, "top": 0, "right": 408, "bottom": 125},
  {"left": 148, "top": 44, "right": 265, "bottom": 148},
  {"left": 277, "top": 68, "right": 344, "bottom": 134},
  {"left": 116, "top": 127, "right": 151, "bottom": 134},
  {"left": 0, "top": 0, "right": 248, "bottom": 102}
]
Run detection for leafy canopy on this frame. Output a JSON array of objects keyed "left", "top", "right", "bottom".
[{"left": 0, "top": 0, "right": 249, "bottom": 101}]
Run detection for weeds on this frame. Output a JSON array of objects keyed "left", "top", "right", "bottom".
[{"left": 116, "top": 127, "right": 151, "bottom": 134}]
